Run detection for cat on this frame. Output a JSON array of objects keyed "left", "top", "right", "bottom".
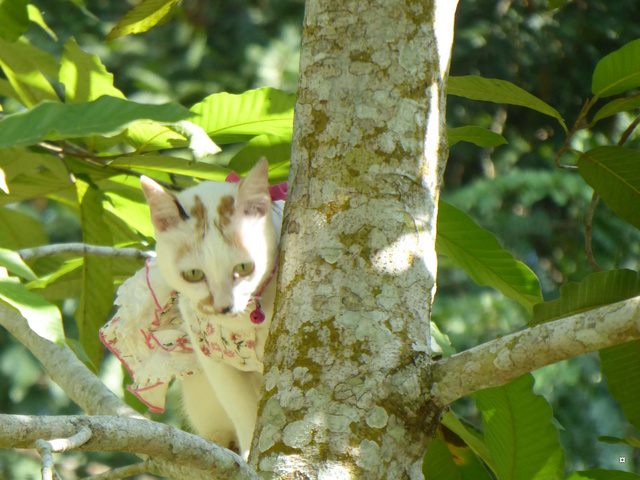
[{"left": 101, "top": 158, "right": 284, "bottom": 456}]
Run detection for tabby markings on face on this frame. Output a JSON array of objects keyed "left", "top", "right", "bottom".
[{"left": 190, "top": 195, "right": 207, "bottom": 240}]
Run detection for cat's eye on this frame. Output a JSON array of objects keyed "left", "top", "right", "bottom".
[
  {"left": 233, "top": 262, "right": 254, "bottom": 278},
  {"left": 182, "top": 269, "right": 205, "bottom": 282}
]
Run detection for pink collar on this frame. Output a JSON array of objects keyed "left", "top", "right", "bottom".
[{"left": 249, "top": 259, "right": 278, "bottom": 325}]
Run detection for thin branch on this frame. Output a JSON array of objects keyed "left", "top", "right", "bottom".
[
  {"left": 585, "top": 192, "right": 601, "bottom": 271},
  {"left": 18, "top": 243, "right": 154, "bottom": 261},
  {"left": 84, "top": 460, "right": 151, "bottom": 480},
  {"left": 430, "top": 295, "right": 640, "bottom": 406},
  {"left": 36, "top": 427, "right": 90, "bottom": 480},
  {"left": 553, "top": 98, "right": 591, "bottom": 170},
  {"left": 618, "top": 115, "right": 640, "bottom": 147},
  {"left": 0, "top": 305, "right": 258, "bottom": 479},
  {"left": 0, "top": 414, "right": 259, "bottom": 480},
  {"left": 36, "top": 142, "right": 182, "bottom": 192}
]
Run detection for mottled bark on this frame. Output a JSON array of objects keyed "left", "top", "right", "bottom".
[
  {"left": 252, "top": 1, "right": 458, "bottom": 478},
  {"left": 432, "top": 295, "right": 640, "bottom": 406}
]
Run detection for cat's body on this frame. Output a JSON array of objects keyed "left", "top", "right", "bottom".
[{"left": 132, "top": 159, "right": 281, "bottom": 455}]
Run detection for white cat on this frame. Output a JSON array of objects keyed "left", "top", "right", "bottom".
[{"left": 101, "top": 159, "right": 284, "bottom": 456}]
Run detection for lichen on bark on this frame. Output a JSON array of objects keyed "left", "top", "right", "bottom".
[{"left": 251, "top": 0, "right": 458, "bottom": 478}]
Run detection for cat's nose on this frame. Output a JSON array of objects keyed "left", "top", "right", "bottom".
[{"left": 212, "top": 305, "right": 233, "bottom": 315}]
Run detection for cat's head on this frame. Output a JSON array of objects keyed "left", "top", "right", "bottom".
[{"left": 140, "top": 159, "right": 279, "bottom": 317}]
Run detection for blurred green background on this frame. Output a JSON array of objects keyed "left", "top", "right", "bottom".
[{"left": 1, "top": 0, "right": 640, "bottom": 477}]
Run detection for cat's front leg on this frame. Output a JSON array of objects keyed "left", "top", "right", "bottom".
[
  {"left": 181, "top": 372, "right": 238, "bottom": 450},
  {"left": 197, "top": 357, "right": 262, "bottom": 456}
]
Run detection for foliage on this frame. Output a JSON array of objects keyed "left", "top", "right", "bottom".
[{"left": 0, "top": 0, "right": 640, "bottom": 479}]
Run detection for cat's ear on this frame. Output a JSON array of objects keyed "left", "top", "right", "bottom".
[
  {"left": 236, "top": 158, "right": 271, "bottom": 217},
  {"left": 140, "top": 176, "right": 188, "bottom": 232}
]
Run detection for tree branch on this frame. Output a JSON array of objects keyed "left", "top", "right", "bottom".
[
  {"left": 0, "top": 414, "right": 259, "bottom": 480},
  {"left": 0, "top": 305, "right": 258, "bottom": 479},
  {"left": 431, "top": 296, "right": 640, "bottom": 406},
  {"left": 0, "top": 305, "right": 138, "bottom": 417},
  {"left": 18, "top": 243, "right": 154, "bottom": 261}
]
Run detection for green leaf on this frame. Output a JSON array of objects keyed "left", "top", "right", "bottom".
[
  {"left": 228, "top": 134, "right": 292, "bottom": 178},
  {"left": 447, "top": 75, "right": 567, "bottom": 132},
  {"left": 600, "top": 341, "right": 640, "bottom": 432},
  {"left": 0, "top": 276, "right": 64, "bottom": 345},
  {"left": 98, "top": 175, "right": 155, "bottom": 238},
  {"left": 74, "top": 178, "right": 114, "bottom": 368},
  {"left": 0, "top": 153, "right": 74, "bottom": 205},
  {"left": 27, "top": 5, "right": 58, "bottom": 40},
  {"left": 0, "top": 96, "right": 192, "bottom": 149},
  {"left": 0, "top": 207, "right": 48, "bottom": 250},
  {"left": 0, "top": 37, "right": 59, "bottom": 107},
  {"left": 109, "top": 155, "right": 229, "bottom": 181},
  {"left": 473, "top": 374, "right": 564, "bottom": 480},
  {"left": 441, "top": 411, "right": 493, "bottom": 470},
  {"left": 567, "top": 470, "right": 640, "bottom": 480},
  {"left": 0, "top": 0, "right": 29, "bottom": 42},
  {"left": 190, "top": 87, "right": 296, "bottom": 144},
  {"left": 598, "top": 435, "right": 640, "bottom": 448},
  {"left": 532, "top": 269, "right": 640, "bottom": 324},
  {"left": 59, "top": 38, "right": 125, "bottom": 102},
  {"left": 592, "top": 39, "right": 640, "bottom": 98},
  {"left": 578, "top": 146, "right": 640, "bottom": 230},
  {"left": 0, "top": 247, "right": 37, "bottom": 281},
  {"left": 547, "top": 0, "right": 569, "bottom": 8},
  {"left": 592, "top": 93, "right": 640, "bottom": 124},
  {"left": 423, "top": 435, "right": 462, "bottom": 480},
  {"left": 122, "top": 122, "right": 187, "bottom": 151},
  {"left": 106, "top": 0, "right": 179, "bottom": 41},
  {"left": 448, "top": 126, "right": 507, "bottom": 148},
  {"left": 436, "top": 201, "right": 543, "bottom": 312}
]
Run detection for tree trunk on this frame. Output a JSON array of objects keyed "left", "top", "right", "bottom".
[{"left": 251, "top": 0, "right": 459, "bottom": 478}]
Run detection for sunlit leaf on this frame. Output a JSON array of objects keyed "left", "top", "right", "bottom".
[
  {"left": 532, "top": 269, "right": 640, "bottom": 324},
  {"left": 0, "top": 151, "right": 75, "bottom": 205},
  {"left": 106, "top": 0, "right": 179, "bottom": 41},
  {"left": 447, "top": 75, "right": 567, "bottom": 132},
  {"left": 0, "top": 207, "right": 48, "bottom": 250},
  {"left": 0, "top": 247, "right": 38, "bottom": 281},
  {"left": 109, "top": 155, "right": 228, "bottom": 181},
  {"left": 27, "top": 4, "right": 58, "bottom": 40},
  {"left": 592, "top": 39, "right": 640, "bottom": 98},
  {"left": 228, "top": 134, "right": 291, "bottom": 180},
  {"left": 59, "top": 37, "right": 125, "bottom": 102},
  {"left": 122, "top": 121, "right": 187, "bottom": 151},
  {"left": 448, "top": 126, "right": 507, "bottom": 147},
  {"left": 578, "top": 146, "right": 640, "bottom": 230},
  {"left": 600, "top": 341, "right": 640, "bottom": 432},
  {"left": 0, "top": 167, "right": 7, "bottom": 194},
  {"left": 0, "top": 96, "right": 192, "bottom": 149},
  {"left": 0, "top": 37, "right": 59, "bottom": 107},
  {"left": 436, "top": 201, "right": 543, "bottom": 313},
  {"left": 0, "top": 276, "right": 64, "bottom": 345},
  {"left": 98, "top": 176, "right": 155, "bottom": 238},
  {"left": 0, "top": 0, "right": 29, "bottom": 42},
  {"left": 591, "top": 93, "right": 640, "bottom": 124},
  {"left": 75, "top": 178, "right": 113, "bottom": 368},
  {"left": 190, "top": 87, "right": 296, "bottom": 144},
  {"left": 473, "top": 374, "right": 564, "bottom": 480}
]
